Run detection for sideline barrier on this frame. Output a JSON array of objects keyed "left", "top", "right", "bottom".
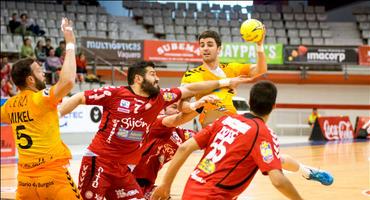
[
  {"left": 1, "top": 125, "right": 15, "bottom": 158},
  {"left": 1, "top": 98, "right": 16, "bottom": 159},
  {"left": 309, "top": 116, "right": 354, "bottom": 141},
  {"left": 59, "top": 105, "right": 102, "bottom": 133}
]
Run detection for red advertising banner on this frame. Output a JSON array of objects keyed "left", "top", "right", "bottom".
[
  {"left": 309, "top": 116, "right": 354, "bottom": 141},
  {"left": 354, "top": 116, "right": 370, "bottom": 139},
  {"left": 1, "top": 125, "right": 15, "bottom": 157},
  {"left": 359, "top": 46, "right": 370, "bottom": 66},
  {"left": 143, "top": 40, "right": 202, "bottom": 63}
]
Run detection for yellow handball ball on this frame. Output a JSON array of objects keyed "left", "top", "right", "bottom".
[{"left": 240, "top": 19, "right": 265, "bottom": 43}]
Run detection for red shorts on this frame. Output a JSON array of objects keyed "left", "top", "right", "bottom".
[
  {"left": 78, "top": 156, "right": 145, "bottom": 200},
  {"left": 182, "top": 179, "right": 238, "bottom": 200}
]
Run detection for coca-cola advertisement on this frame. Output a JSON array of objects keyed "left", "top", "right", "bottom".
[
  {"left": 354, "top": 116, "right": 370, "bottom": 139},
  {"left": 358, "top": 45, "right": 370, "bottom": 66},
  {"left": 143, "top": 40, "right": 202, "bottom": 63},
  {"left": 309, "top": 116, "right": 354, "bottom": 141}
]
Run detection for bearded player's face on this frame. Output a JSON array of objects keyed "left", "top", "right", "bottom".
[
  {"left": 30, "top": 62, "right": 46, "bottom": 90},
  {"left": 141, "top": 67, "right": 160, "bottom": 96}
]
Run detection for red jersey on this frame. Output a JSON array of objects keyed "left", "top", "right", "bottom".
[
  {"left": 134, "top": 116, "right": 196, "bottom": 184},
  {"left": 183, "top": 113, "right": 281, "bottom": 200},
  {"left": 84, "top": 86, "right": 182, "bottom": 165}
]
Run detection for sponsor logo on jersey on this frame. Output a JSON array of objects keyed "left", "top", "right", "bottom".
[
  {"left": 121, "top": 117, "right": 149, "bottom": 130},
  {"left": 260, "top": 141, "right": 274, "bottom": 163},
  {"left": 85, "top": 191, "right": 93, "bottom": 199},
  {"left": 117, "top": 107, "right": 130, "bottom": 113},
  {"left": 184, "top": 130, "right": 192, "bottom": 140},
  {"left": 115, "top": 188, "right": 139, "bottom": 199},
  {"left": 116, "top": 128, "right": 144, "bottom": 141},
  {"left": 170, "top": 132, "right": 183, "bottom": 146},
  {"left": 163, "top": 92, "right": 177, "bottom": 102},
  {"left": 198, "top": 158, "right": 215, "bottom": 174},
  {"left": 42, "top": 88, "right": 51, "bottom": 96},
  {"left": 120, "top": 99, "right": 130, "bottom": 108}
]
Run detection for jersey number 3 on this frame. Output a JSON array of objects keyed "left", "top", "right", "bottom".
[{"left": 16, "top": 125, "right": 33, "bottom": 149}]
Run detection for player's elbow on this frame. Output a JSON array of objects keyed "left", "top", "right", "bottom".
[
  {"left": 177, "top": 141, "right": 194, "bottom": 155},
  {"left": 60, "top": 78, "right": 75, "bottom": 91},
  {"left": 269, "top": 171, "right": 288, "bottom": 189}
]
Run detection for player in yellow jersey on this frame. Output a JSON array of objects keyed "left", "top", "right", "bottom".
[
  {"left": 181, "top": 30, "right": 267, "bottom": 127},
  {"left": 180, "top": 30, "right": 334, "bottom": 186},
  {"left": 0, "top": 18, "right": 82, "bottom": 199}
]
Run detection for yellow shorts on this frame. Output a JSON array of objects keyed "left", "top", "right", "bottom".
[{"left": 16, "top": 169, "right": 82, "bottom": 200}]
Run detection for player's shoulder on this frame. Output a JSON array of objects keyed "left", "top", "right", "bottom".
[
  {"left": 95, "top": 85, "right": 125, "bottom": 94},
  {"left": 183, "top": 65, "right": 206, "bottom": 77},
  {"left": 221, "top": 62, "right": 246, "bottom": 69}
]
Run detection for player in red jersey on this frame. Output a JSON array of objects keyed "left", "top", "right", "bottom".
[
  {"left": 59, "top": 61, "right": 251, "bottom": 200},
  {"left": 133, "top": 95, "right": 218, "bottom": 199},
  {"left": 152, "top": 81, "right": 303, "bottom": 200}
]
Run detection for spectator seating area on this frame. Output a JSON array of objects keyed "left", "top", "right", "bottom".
[
  {"left": 353, "top": 5, "right": 370, "bottom": 45},
  {"left": 123, "top": 2, "right": 337, "bottom": 45},
  {"left": 0, "top": 1, "right": 155, "bottom": 53}
]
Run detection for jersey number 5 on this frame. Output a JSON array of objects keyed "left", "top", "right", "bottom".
[{"left": 16, "top": 125, "right": 33, "bottom": 149}]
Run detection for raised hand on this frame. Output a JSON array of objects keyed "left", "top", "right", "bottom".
[
  {"left": 61, "top": 17, "right": 75, "bottom": 44},
  {"left": 256, "top": 25, "right": 266, "bottom": 46}
]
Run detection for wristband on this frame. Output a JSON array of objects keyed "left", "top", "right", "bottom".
[
  {"left": 257, "top": 44, "right": 264, "bottom": 53},
  {"left": 189, "top": 102, "right": 197, "bottom": 111},
  {"left": 66, "top": 43, "right": 75, "bottom": 50},
  {"left": 218, "top": 78, "right": 231, "bottom": 87}
]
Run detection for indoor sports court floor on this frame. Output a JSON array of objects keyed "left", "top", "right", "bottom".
[{"left": 1, "top": 137, "right": 369, "bottom": 200}]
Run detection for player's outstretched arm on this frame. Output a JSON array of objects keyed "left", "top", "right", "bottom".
[
  {"left": 59, "top": 92, "right": 86, "bottom": 116},
  {"left": 53, "top": 18, "right": 76, "bottom": 100},
  {"left": 179, "top": 76, "right": 253, "bottom": 99},
  {"left": 249, "top": 26, "right": 267, "bottom": 78},
  {"left": 268, "top": 169, "right": 303, "bottom": 200},
  {"left": 162, "top": 95, "right": 219, "bottom": 128},
  {"left": 151, "top": 138, "right": 200, "bottom": 200}
]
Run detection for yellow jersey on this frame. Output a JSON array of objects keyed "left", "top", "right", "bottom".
[
  {"left": 0, "top": 86, "right": 71, "bottom": 175},
  {"left": 181, "top": 63, "right": 251, "bottom": 126}
]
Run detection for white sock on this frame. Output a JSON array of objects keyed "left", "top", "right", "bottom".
[{"left": 299, "top": 164, "right": 313, "bottom": 178}]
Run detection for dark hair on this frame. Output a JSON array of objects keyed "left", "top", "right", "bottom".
[
  {"left": 127, "top": 61, "right": 155, "bottom": 85},
  {"left": 23, "top": 38, "right": 30, "bottom": 45},
  {"left": 249, "top": 80, "right": 277, "bottom": 116},
  {"left": 59, "top": 40, "right": 66, "bottom": 45},
  {"left": 36, "top": 40, "right": 43, "bottom": 48},
  {"left": 45, "top": 38, "right": 51, "bottom": 42},
  {"left": 11, "top": 58, "right": 35, "bottom": 89},
  {"left": 198, "top": 30, "right": 222, "bottom": 47},
  {"left": 20, "top": 13, "right": 27, "bottom": 18}
]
